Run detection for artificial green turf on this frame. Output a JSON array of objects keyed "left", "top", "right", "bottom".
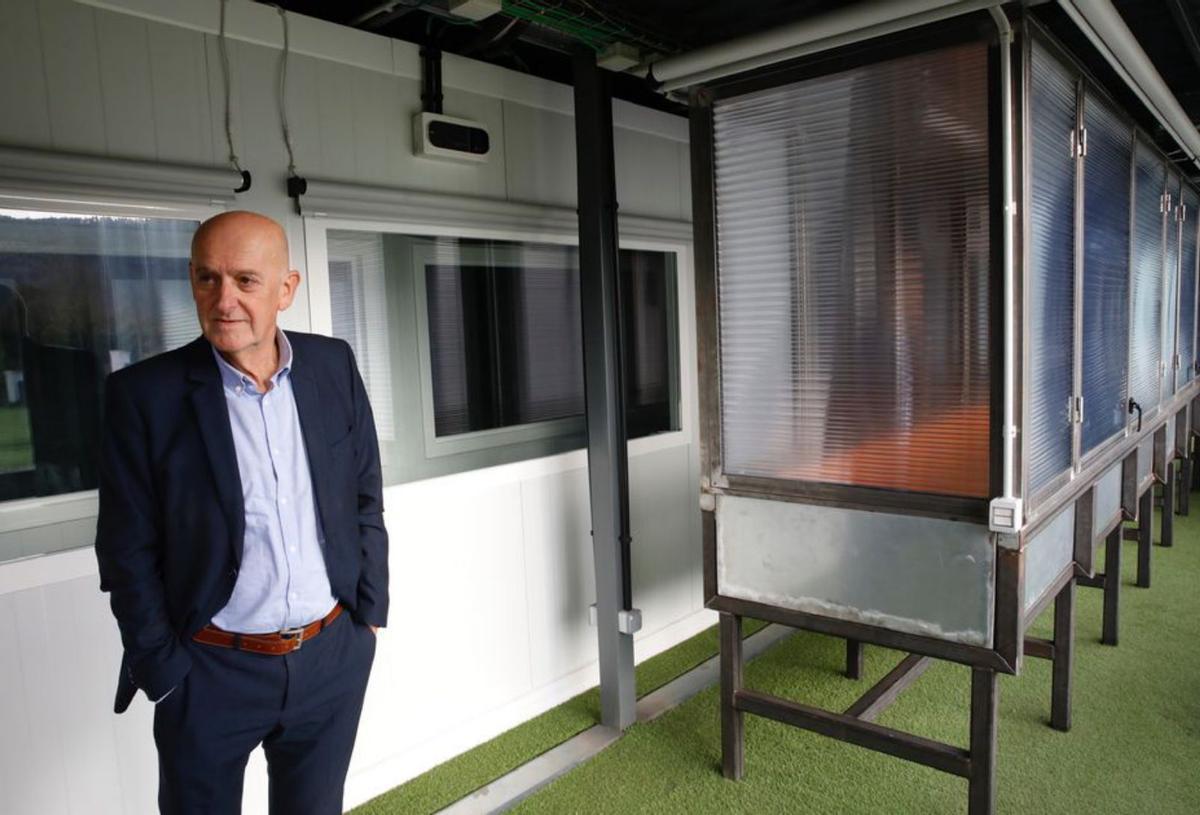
[
  {"left": 352, "top": 619, "right": 767, "bottom": 814},
  {"left": 358, "top": 505, "right": 1200, "bottom": 815},
  {"left": 512, "top": 511, "right": 1200, "bottom": 814}
]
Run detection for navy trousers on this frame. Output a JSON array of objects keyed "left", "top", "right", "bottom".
[{"left": 153, "top": 611, "right": 376, "bottom": 815}]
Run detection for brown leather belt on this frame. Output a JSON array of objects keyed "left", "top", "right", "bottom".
[{"left": 192, "top": 604, "right": 343, "bottom": 655}]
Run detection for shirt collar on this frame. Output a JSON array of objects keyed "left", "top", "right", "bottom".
[{"left": 211, "top": 330, "right": 293, "bottom": 394}]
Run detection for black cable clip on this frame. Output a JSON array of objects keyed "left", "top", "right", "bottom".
[
  {"left": 1128, "top": 398, "right": 1142, "bottom": 432},
  {"left": 286, "top": 175, "right": 307, "bottom": 215},
  {"left": 234, "top": 170, "right": 252, "bottom": 193}
]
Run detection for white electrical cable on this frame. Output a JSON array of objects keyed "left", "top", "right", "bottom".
[
  {"left": 217, "top": 0, "right": 245, "bottom": 179},
  {"left": 273, "top": 4, "right": 298, "bottom": 180}
]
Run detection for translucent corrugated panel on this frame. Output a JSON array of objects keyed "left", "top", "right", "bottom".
[
  {"left": 1162, "top": 173, "right": 1181, "bottom": 402},
  {"left": 1080, "top": 90, "right": 1131, "bottom": 456},
  {"left": 1180, "top": 185, "right": 1200, "bottom": 388},
  {"left": 712, "top": 42, "right": 992, "bottom": 498},
  {"left": 1130, "top": 141, "right": 1164, "bottom": 412},
  {"left": 1027, "top": 42, "right": 1077, "bottom": 496}
]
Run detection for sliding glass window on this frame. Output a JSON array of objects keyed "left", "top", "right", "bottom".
[{"left": 323, "top": 229, "right": 681, "bottom": 485}]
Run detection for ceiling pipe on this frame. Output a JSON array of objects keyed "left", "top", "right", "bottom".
[
  {"left": 648, "top": 0, "right": 1001, "bottom": 91},
  {"left": 1058, "top": 0, "right": 1200, "bottom": 170}
]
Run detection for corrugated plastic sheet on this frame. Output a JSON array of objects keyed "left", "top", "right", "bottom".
[
  {"left": 1027, "top": 41, "right": 1077, "bottom": 495},
  {"left": 1130, "top": 139, "right": 1165, "bottom": 412},
  {"left": 711, "top": 42, "right": 991, "bottom": 497}
]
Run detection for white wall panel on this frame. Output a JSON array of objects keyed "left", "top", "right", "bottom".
[
  {"left": 9, "top": 589, "right": 72, "bottom": 815},
  {"left": 615, "top": 125, "right": 684, "bottom": 221},
  {"left": 521, "top": 466, "right": 595, "bottom": 686},
  {"left": 94, "top": 11, "right": 157, "bottom": 158},
  {"left": 629, "top": 444, "right": 696, "bottom": 637},
  {"left": 38, "top": 0, "right": 107, "bottom": 153},
  {"left": 145, "top": 19, "right": 214, "bottom": 165},
  {"left": 502, "top": 102, "right": 578, "bottom": 208},
  {"left": 0, "top": 0, "right": 53, "bottom": 146}
]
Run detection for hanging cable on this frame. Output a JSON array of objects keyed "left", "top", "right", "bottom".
[
  {"left": 272, "top": 4, "right": 307, "bottom": 211},
  {"left": 219, "top": 0, "right": 252, "bottom": 192}
]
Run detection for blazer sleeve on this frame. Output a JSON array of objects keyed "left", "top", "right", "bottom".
[
  {"left": 346, "top": 342, "right": 389, "bottom": 626},
  {"left": 94, "top": 374, "right": 191, "bottom": 705}
]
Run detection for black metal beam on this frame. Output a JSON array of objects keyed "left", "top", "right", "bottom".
[
  {"left": 573, "top": 46, "right": 636, "bottom": 730},
  {"left": 719, "top": 613, "right": 744, "bottom": 780},
  {"left": 736, "top": 689, "right": 971, "bottom": 778},
  {"left": 843, "top": 654, "right": 931, "bottom": 723}
]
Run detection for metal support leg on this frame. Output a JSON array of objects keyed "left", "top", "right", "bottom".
[
  {"left": 1050, "top": 580, "right": 1074, "bottom": 732},
  {"left": 1161, "top": 464, "right": 1175, "bottom": 548},
  {"left": 1137, "top": 487, "right": 1152, "bottom": 589},
  {"left": 1102, "top": 526, "right": 1121, "bottom": 646},
  {"left": 720, "top": 613, "right": 744, "bottom": 780},
  {"left": 968, "top": 668, "right": 998, "bottom": 815},
  {"left": 845, "top": 639, "right": 864, "bottom": 680},
  {"left": 1181, "top": 457, "right": 1192, "bottom": 516}
]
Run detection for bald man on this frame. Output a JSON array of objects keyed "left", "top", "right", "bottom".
[{"left": 95, "top": 211, "right": 388, "bottom": 814}]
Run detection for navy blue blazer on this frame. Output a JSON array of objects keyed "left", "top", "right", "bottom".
[{"left": 94, "top": 332, "right": 389, "bottom": 713}]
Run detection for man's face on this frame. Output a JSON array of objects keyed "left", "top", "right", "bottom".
[{"left": 189, "top": 214, "right": 299, "bottom": 357}]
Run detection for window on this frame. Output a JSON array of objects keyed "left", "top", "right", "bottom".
[
  {"left": 0, "top": 208, "right": 197, "bottom": 504},
  {"left": 323, "top": 228, "right": 681, "bottom": 485}
]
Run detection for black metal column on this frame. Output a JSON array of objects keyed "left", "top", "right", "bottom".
[
  {"left": 720, "top": 613, "right": 745, "bottom": 780},
  {"left": 573, "top": 47, "right": 636, "bottom": 730},
  {"left": 1102, "top": 525, "right": 1121, "bottom": 646},
  {"left": 1137, "top": 487, "right": 1153, "bottom": 588},
  {"left": 1050, "top": 580, "right": 1074, "bottom": 731},
  {"left": 1162, "top": 465, "right": 1175, "bottom": 548},
  {"left": 845, "top": 639, "right": 864, "bottom": 680},
  {"left": 968, "top": 668, "right": 998, "bottom": 815}
]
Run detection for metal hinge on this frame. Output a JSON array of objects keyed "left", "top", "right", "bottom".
[
  {"left": 1177, "top": 203, "right": 1188, "bottom": 223},
  {"left": 1070, "top": 127, "right": 1088, "bottom": 158},
  {"left": 1070, "top": 395, "right": 1084, "bottom": 424},
  {"left": 1174, "top": 353, "right": 1181, "bottom": 370},
  {"left": 1162, "top": 192, "right": 1173, "bottom": 214}
]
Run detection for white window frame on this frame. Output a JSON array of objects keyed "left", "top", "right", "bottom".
[
  {"left": 0, "top": 190, "right": 224, "bottom": 560},
  {"left": 303, "top": 212, "right": 696, "bottom": 472}
]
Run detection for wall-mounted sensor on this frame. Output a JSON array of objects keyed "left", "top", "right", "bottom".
[{"left": 413, "top": 112, "right": 490, "bottom": 163}]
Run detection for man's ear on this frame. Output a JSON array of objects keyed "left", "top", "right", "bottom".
[{"left": 278, "top": 269, "right": 301, "bottom": 311}]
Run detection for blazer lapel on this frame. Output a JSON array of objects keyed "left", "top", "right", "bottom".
[
  {"left": 185, "top": 338, "right": 246, "bottom": 563},
  {"left": 289, "top": 360, "right": 333, "bottom": 540}
]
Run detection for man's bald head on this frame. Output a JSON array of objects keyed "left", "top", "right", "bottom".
[
  {"left": 189, "top": 210, "right": 300, "bottom": 364},
  {"left": 191, "top": 210, "right": 290, "bottom": 276}
]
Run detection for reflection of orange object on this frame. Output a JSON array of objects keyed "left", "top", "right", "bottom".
[{"left": 786, "top": 404, "right": 991, "bottom": 499}]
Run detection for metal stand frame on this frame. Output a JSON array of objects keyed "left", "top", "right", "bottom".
[{"left": 719, "top": 578, "right": 1077, "bottom": 815}]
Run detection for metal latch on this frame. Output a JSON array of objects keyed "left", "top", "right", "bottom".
[{"left": 1069, "top": 395, "right": 1084, "bottom": 424}]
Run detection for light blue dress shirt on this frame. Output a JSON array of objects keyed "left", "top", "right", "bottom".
[{"left": 209, "top": 331, "right": 338, "bottom": 634}]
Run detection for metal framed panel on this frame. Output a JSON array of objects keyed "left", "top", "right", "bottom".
[
  {"left": 1178, "top": 185, "right": 1199, "bottom": 389},
  {"left": 1163, "top": 172, "right": 1183, "bottom": 403},
  {"left": 1130, "top": 139, "right": 1166, "bottom": 415},
  {"left": 1079, "top": 86, "right": 1133, "bottom": 460},
  {"left": 715, "top": 495, "right": 996, "bottom": 647},
  {"left": 690, "top": 17, "right": 1003, "bottom": 522},
  {"left": 1023, "top": 504, "right": 1074, "bottom": 615},
  {"left": 1026, "top": 38, "right": 1078, "bottom": 500}
]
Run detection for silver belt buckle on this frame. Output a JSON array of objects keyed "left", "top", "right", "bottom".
[{"left": 279, "top": 625, "right": 306, "bottom": 651}]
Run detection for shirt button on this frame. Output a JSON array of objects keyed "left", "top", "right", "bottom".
[
  {"left": 289, "top": 546, "right": 297, "bottom": 553},
  {"left": 234, "top": 385, "right": 243, "bottom": 394},
  {"left": 280, "top": 497, "right": 288, "bottom": 506}
]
